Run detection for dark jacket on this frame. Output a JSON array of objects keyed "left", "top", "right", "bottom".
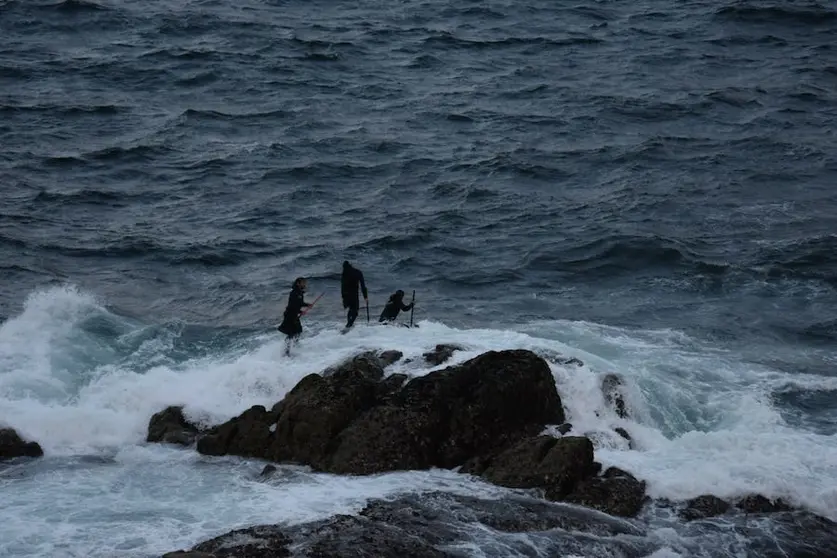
[
  {"left": 379, "top": 290, "right": 413, "bottom": 322},
  {"left": 278, "top": 285, "right": 310, "bottom": 336},
  {"left": 341, "top": 263, "right": 367, "bottom": 307}
]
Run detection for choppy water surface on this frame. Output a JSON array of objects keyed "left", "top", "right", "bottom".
[{"left": 1, "top": 0, "right": 836, "bottom": 556}]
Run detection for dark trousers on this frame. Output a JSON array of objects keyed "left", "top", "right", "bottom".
[{"left": 345, "top": 301, "right": 359, "bottom": 328}]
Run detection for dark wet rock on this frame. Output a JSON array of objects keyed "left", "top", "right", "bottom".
[
  {"left": 146, "top": 406, "right": 202, "bottom": 446},
  {"left": 0, "top": 428, "right": 43, "bottom": 460},
  {"left": 422, "top": 344, "right": 464, "bottom": 366},
  {"left": 459, "top": 453, "right": 493, "bottom": 476},
  {"left": 376, "top": 373, "right": 408, "bottom": 403},
  {"left": 359, "top": 492, "right": 645, "bottom": 538},
  {"left": 197, "top": 405, "right": 276, "bottom": 459},
  {"left": 482, "top": 435, "right": 594, "bottom": 494},
  {"left": 378, "top": 350, "right": 404, "bottom": 367},
  {"left": 165, "top": 492, "right": 654, "bottom": 558},
  {"left": 265, "top": 367, "right": 380, "bottom": 467},
  {"left": 736, "top": 494, "right": 793, "bottom": 514},
  {"left": 535, "top": 349, "right": 585, "bottom": 367},
  {"left": 192, "top": 525, "right": 291, "bottom": 557},
  {"left": 327, "top": 350, "right": 565, "bottom": 474},
  {"left": 556, "top": 466, "right": 648, "bottom": 518},
  {"left": 680, "top": 494, "right": 731, "bottom": 521},
  {"left": 323, "top": 352, "right": 386, "bottom": 381},
  {"left": 162, "top": 552, "right": 216, "bottom": 558},
  {"left": 260, "top": 464, "right": 277, "bottom": 477},
  {"left": 601, "top": 373, "right": 628, "bottom": 418},
  {"left": 750, "top": 511, "right": 837, "bottom": 558},
  {"left": 557, "top": 422, "right": 573, "bottom": 435},
  {"left": 614, "top": 427, "right": 633, "bottom": 448},
  {"left": 183, "top": 349, "right": 564, "bottom": 478},
  {"left": 297, "top": 515, "right": 447, "bottom": 558}
]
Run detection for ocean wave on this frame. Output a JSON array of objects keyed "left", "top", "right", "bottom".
[
  {"left": 422, "top": 32, "right": 602, "bottom": 50},
  {"left": 716, "top": 3, "right": 837, "bottom": 25}
]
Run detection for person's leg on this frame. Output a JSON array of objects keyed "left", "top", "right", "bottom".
[{"left": 346, "top": 302, "right": 359, "bottom": 328}]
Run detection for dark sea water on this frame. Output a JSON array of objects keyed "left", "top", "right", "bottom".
[{"left": 1, "top": 0, "right": 837, "bottom": 557}]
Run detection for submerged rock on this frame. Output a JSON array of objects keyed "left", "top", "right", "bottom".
[
  {"left": 736, "top": 494, "right": 793, "bottom": 514},
  {"left": 601, "top": 373, "right": 629, "bottom": 418},
  {"left": 378, "top": 350, "right": 404, "bottom": 367},
  {"left": 680, "top": 494, "right": 731, "bottom": 521},
  {"left": 422, "top": 343, "right": 464, "bottom": 366},
  {"left": 0, "top": 428, "right": 43, "bottom": 460}
]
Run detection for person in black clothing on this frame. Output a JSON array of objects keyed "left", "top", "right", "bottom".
[
  {"left": 340, "top": 261, "right": 367, "bottom": 329},
  {"left": 379, "top": 290, "right": 413, "bottom": 324},
  {"left": 277, "top": 277, "right": 311, "bottom": 355}
]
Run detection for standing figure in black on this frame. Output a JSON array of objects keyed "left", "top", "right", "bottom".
[
  {"left": 340, "top": 260, "right": 367, "bottom": 329},
  {"left": 379, "top": 290, "right": 413, "bottom": 324},
  {"left": 277, "top": 277, "right": 311, "bottom": 356}
]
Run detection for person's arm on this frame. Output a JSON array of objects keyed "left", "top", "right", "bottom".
[{"left": 401, "top": 301, "right": 413, "bottom": 311}]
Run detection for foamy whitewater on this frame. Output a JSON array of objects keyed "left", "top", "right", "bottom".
[{"left": 1, "top": 286, "right": 836, "bottom": 557}]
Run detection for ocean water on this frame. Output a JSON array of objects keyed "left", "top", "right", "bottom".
[{"left": 1, "top": 0, "right": 836, "bottom": 556}]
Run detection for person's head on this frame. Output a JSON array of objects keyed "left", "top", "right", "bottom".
[
  {"left": 293, "top": 277, "right": 307, "bottom": 291},
  {"left": 395, "top": 289, "right": 404, "bottom": 298},
  {"left": 343, "top": 260, "right": 350, "bottom": 269}
]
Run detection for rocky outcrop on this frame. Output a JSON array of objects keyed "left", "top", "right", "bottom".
[
  {"left": 680, "top": 495, "right": 731, "bottom": 521},
  {"left": 736, "top": 494, "right": 793, "bottom": 514},
  {"left": 152, "top": 350, "right": 565, "bottom": 477},
  {"left": 422, "top": 344, "right": 464, "bottom": 366},
  {"left": 325, "top": 350, "right": 565, "bottom": 474},
  {"left": 558, "top": 466, "right": 648, "bottom": 518},
  {"left": 481, "top": 436, "right": 596, "bottom": 492},
  {"left": 0, "top": 428, "right": 43, "bottom": 460},
  {"left": 476, "top": 435, "right": 647, "bottom": 518},
  {"left": 162, "top": 492, "right": 651, "bottom": 558},
  {"left": 147, "top": 406, "right": 202, "bottom": 446},
  {"left": 679, "top": 493, "right": 794, "bottom": 522}
]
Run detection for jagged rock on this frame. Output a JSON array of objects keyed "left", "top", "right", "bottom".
[
  {"left": 266, "top": 367, "right": 381, "bottom": 467},
  {"left": 192, "top": 525, "right": 291, "bottom": 557},
  {"left": 177, "top": 350, "right": 565, "bottom": 478},
  {"left": 557, "top": 423, "right": 573, "bottom": 435},
  {"left": 736, "top": 494, "right": 793, "bottom": 514},
  {"left": 601, "top": 374, "right": 628, "bottom": 418},
  {"left": 260, "top": 464, "right": 277, "bottom": 477},
  {"left": 324, "top": 352, "right": 386, "bottom": 381},
  {"left": 162, "top": 552, "right": 216, "bottom": 558},
  {"left": 379, "top": 350, "right": 404, "bottom": 367},
  {"left": 556, "top": 467, "right": 648, "bottom": 518},
  {"left": 679, "top": 494, "right": 730, "bottom": 521},
  {"left": 377, "top": 373, "right": 408, "bottom": 403},
  {"left": 0, "top": 428, "right": 43, "bottom": 460},
  {"left": 197, "top": 405, "right": 276, "bottom": 458},
  {"left": 358, "top": 492, "right": 645, "bottom": 540},
  {"left": 164, "top": 492, "right": 653, "bottom": 558},
  {"left": 147, "top": 406, "right": 202, "bottom": 446},
  {"left": 614, "top": 427, "right": 631, "bottom": 443},
  {"left": 326, "top": 350, "right": 565, "bottom": 474},
  {"left": 535, "top": 349, "right": 585, "bottom": 367},
  {"left": 298, "top": 515, "right": 447, "bottom": 558},
  {"left": 482, "top": 436, "right": 595, "bottom": 494},
  {"left": 422, "top": 344, "right": 463, "bottom": 366}
]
